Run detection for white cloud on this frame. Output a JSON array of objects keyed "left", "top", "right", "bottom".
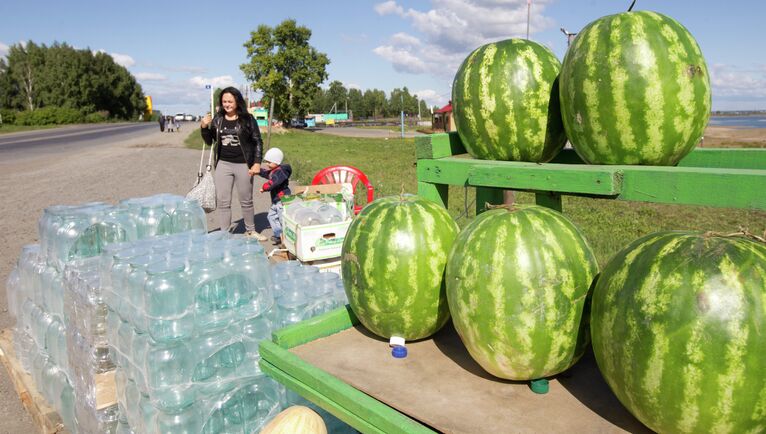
[
  {"left": 189, "top": 75, "right": 237, "bottom": 89},
  {"left": 372, "top": 0, "right": 556, "bottom": 79},
  {"left": 373, "top": 45, "right": 429, "bottom": 74},
  {"left": 96, "top": 49, "right": 135, "bottom": 67},
  {"left": 374, "top": 1, "right": 404, "bottom": 16},
  {"left": 711, "top": 64, "right": 766, "bottom": 97},
  {"left": 709, "top": 63, "right": 766, "bottom": 110},
  {"left": 413, "top": 88, "right": 449, "bottom": 108},
  {"left": 0, "top": 42, "right": 9, "bottom": 58},
  {"left": 135, "top": 72, "right": 167, "bottom": 81}
]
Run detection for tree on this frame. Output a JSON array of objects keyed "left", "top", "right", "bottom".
[
  {"left": 241, "top": 19, "right": 329, "bottom": 123},
  {"left": 347, "top": 88, "right": 363, "bottom": 119},
  {"left": 363, "top": 89, "right": 387, "bottom": 119},
  {"left": 326, "top": 80, "right": 347, "bottom": 113},
  {"left": 0, "top": 41, "right": 145, "bottom": 120}
]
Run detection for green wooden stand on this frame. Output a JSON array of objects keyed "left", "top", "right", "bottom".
[
  {"left": 416, "top": 132, "right": 766, "bottom": 213},
  {"left": 260, "top": 133, "right": 765, "bottom": 433}
]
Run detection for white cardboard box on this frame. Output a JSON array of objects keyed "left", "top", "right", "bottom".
[{"left": 282, "top": 184, "right": 353, "bottom": 262}]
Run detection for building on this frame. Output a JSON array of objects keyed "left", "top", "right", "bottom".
[{"left": 432, "top": 102, "right": 455, "bottom": 132}]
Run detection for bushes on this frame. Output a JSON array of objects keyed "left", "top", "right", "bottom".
[
  {"left": 15, "top": 107, "right": 84, "bottom": 125},
  {"left": 0, "top": 108, "right": 16, "bottom": 125},
  {"left": 84, "top": 111, "right": 109, "bottom": 123}
]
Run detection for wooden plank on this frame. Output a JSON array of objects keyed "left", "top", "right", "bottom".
[
  {"left": 287, "top": 324, "right": 649, "bottom": 434},
  {"left": 0, "top": 329, "right": 68, "bottom": 434},
  {"left": 272, "top": 306, "right": 359, "bottom": 350},
  {"left": 260, "top": 340, "right": 435, "bottom": 434},
  {"left": 618, "top": 165, "right": 766, "bottom": 210},
  {"left": 678, "top": 148, "right": 766, "bottom": 170},
  {"left": 418, "top": 158, "right": 623, "bottom": 196},
  {"left": 415, "top": 133, "right": 466, "bottom": 160},
  {"left": 260, "top": 359, "right": 389, "bottom": 434}
]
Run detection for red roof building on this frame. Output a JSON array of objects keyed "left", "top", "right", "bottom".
[{"left": 432, "top": 101, "right": 455, "bottom": 132}]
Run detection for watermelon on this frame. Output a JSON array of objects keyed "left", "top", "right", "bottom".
[
  {"left": 445, "top": 205, "right": 598, "bottom": 380},
  {"left": 342, "top": 195, "right": 459, "bottom": 340},
  {"left": 559, "top": 11, "right": 711, "bottom": 166},
  {"left": 452, "top": 39, "right": 567, "bottom": 162},
  {"left": 591, "top": 231, "right": 766, "bottom": 433}
]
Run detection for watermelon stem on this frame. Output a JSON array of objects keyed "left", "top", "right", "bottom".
[
  {"left": 486, "top": 203, "right": 517, "bottom": 212},
  {"left": 703, "top": 229, "right": 766, "bottom": 244},
  {"left": 627, "top": 0, "right": 637, "bottom": 12}
]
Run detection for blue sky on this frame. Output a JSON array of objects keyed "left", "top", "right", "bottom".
[{"left": 1, "top": 0, "right": 764, "bottom": 115}]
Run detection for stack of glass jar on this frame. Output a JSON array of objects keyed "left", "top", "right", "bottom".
[
  {"left": 5, "top": 194, "right": 207, "bottom": 433},
  {"left": 7, "top": 193, "right": 357, "bottom": 433}
]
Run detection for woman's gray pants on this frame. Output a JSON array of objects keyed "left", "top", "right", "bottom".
[{"left": 214, "top": 160, "right": 254, "bottom": 232}]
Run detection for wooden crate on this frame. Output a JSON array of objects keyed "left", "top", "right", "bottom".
[
  {"left": 0, "top": 328, "right": 69, "bottom": 434},
  {"left": 259, "top": 134, "right": 766, "bottom": 433}
]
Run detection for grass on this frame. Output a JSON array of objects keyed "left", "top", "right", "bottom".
[
  {"left": 185, "top": 128, "right": 766, "bottom": 267},
  {"left": 0, "top": 124, "right": 66, "bottom": 134}
]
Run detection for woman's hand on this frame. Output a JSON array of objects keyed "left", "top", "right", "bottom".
[
  {"left": 248, "top": 163, "right": 261, "bottom": 177},
  {"left": 200, "top": 113, "right": 212, "bottom": 128}
]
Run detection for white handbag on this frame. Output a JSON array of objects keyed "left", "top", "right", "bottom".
[{"left": 186, "top": 141, "right": 216, "bottom": 213}]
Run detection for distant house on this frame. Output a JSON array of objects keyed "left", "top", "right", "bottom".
[{"left": 432, "top": 102, "right": 455, "bottom": 132}]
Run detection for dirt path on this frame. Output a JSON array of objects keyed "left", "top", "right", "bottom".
[{"left": 0, "top": 127, "right": 277, "bottom": 432}]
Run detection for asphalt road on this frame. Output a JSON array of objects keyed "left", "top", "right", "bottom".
[{"left": 0, "top": 122, "right": 160, "bottom": 161}]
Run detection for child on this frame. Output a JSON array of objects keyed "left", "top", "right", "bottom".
[{"left": 258, "top": 147, "right": 292, "bottom": 244}]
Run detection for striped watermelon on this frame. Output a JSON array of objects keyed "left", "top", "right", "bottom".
[
  {"left": 591, "top": 231, "right": 766, "bottom": 433},
  {"left": 445, "top": 205, "right": 598, "bottom": 380},
  {"left": 341, "top": 195, "right": 459, "bottom": 340},
  {"left": 559, "top": 11, "right": 711, "bottom": 165},
  {"left": 452, "top": 39, "right": 567, "bottom": 162}
]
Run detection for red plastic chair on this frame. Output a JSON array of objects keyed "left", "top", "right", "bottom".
[{"left": 312, "top": 165, "right": 374, "bottom": 214}]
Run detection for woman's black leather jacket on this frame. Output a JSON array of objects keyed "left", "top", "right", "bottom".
[{"left": 200, "top": 114, "right": 263, "bottom": 168}]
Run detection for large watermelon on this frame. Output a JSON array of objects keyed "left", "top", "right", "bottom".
[
  {"left": 559, "top": 11, "right": 711, "bottom": 165},
  {"left": 446, "top": 205, "right": 598, "bottom": 380},
  {"left": 342, "top": 195, "right": 459, "bottom": 340},
  {"left": 591, "top": 231, "right": 766, "bottom": 433},
  {"left": 452, "top": 39, "right": 567, "bottom": 162}
]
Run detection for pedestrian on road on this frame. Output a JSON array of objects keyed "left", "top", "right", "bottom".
[
  {"left": 159, "top": 115, "right": 166, "bottom": 132},
  {"left": 200, "top": 86, "right": 267, "bottom": 240}
]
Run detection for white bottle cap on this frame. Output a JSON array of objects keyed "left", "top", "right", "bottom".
[{"left": 389, "top": 336, "right": 406, "bottom": 347}]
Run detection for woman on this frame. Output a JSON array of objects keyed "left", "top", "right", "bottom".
[{"left": 200, "top": 87, "right": 267, "bottom": 240}]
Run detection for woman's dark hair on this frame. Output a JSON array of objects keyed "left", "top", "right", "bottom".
[{"left": 217, "top": 86, "right": 252, "bottom": 130}]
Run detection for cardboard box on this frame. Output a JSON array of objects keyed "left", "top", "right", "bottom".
[{"left": 282, "top": 183, "right": 353, "bottom": 262}]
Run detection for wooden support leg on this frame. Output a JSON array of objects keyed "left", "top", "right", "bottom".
[
  {"left": 475, "top": 187, "right": 504, "bottom": 215},
  {"left": 535, "top": 191, "right": 563, "bottom": 212},
  {"left": 417, "top": 182, "right": 449, "bottom": 208}
]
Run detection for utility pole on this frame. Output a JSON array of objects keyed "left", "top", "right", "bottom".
[
  {"left": 561, "top": 28, "right": 577, "bottom": 48},
  {"left": 526, "top": 0, "right": 531, "bottom": 39},
  {"left": 400, "top": 93, "right": 404, "bottom": 139}
]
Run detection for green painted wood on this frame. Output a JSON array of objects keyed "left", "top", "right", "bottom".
[
  {"left": 535, "top": 192, "right": 563, "bottom": 212},
  {"left": 619, "top": 166, "right": 766, "bottom": 210},
  {"left": 260, "top": 340, "right": 436, "bottom": 434},
  {"left": 417, "top": 181, "right": 449, "bottom": 208},
  {"left": 677, "top": 148, "right": 766, "bottom": 170},
  {"left": 419, "top": 159, "right": 623, "bottom": 196},
  {"left": 415, "top": 132, "right": 466, "bottom": 160},
  {"left": 272, "top": 306, "right": 359, "bottom": 349},
  {"left": 260, "top": 360, "right": 387, "bottom": 434},
  {"left": 475, "top": 187, "right": 504, "bottom": 215}
]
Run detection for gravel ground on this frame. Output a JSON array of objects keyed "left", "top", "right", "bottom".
[{"left": 0, "top": 127, "right": 278, "bottom": 433}]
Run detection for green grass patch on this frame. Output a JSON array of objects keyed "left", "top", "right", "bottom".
[
  {"left": 187, "top": 129, "right": 766, "bottom": 266},
  {"left": 0, "top": 124, "right": 64, "bottom": 134}
]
